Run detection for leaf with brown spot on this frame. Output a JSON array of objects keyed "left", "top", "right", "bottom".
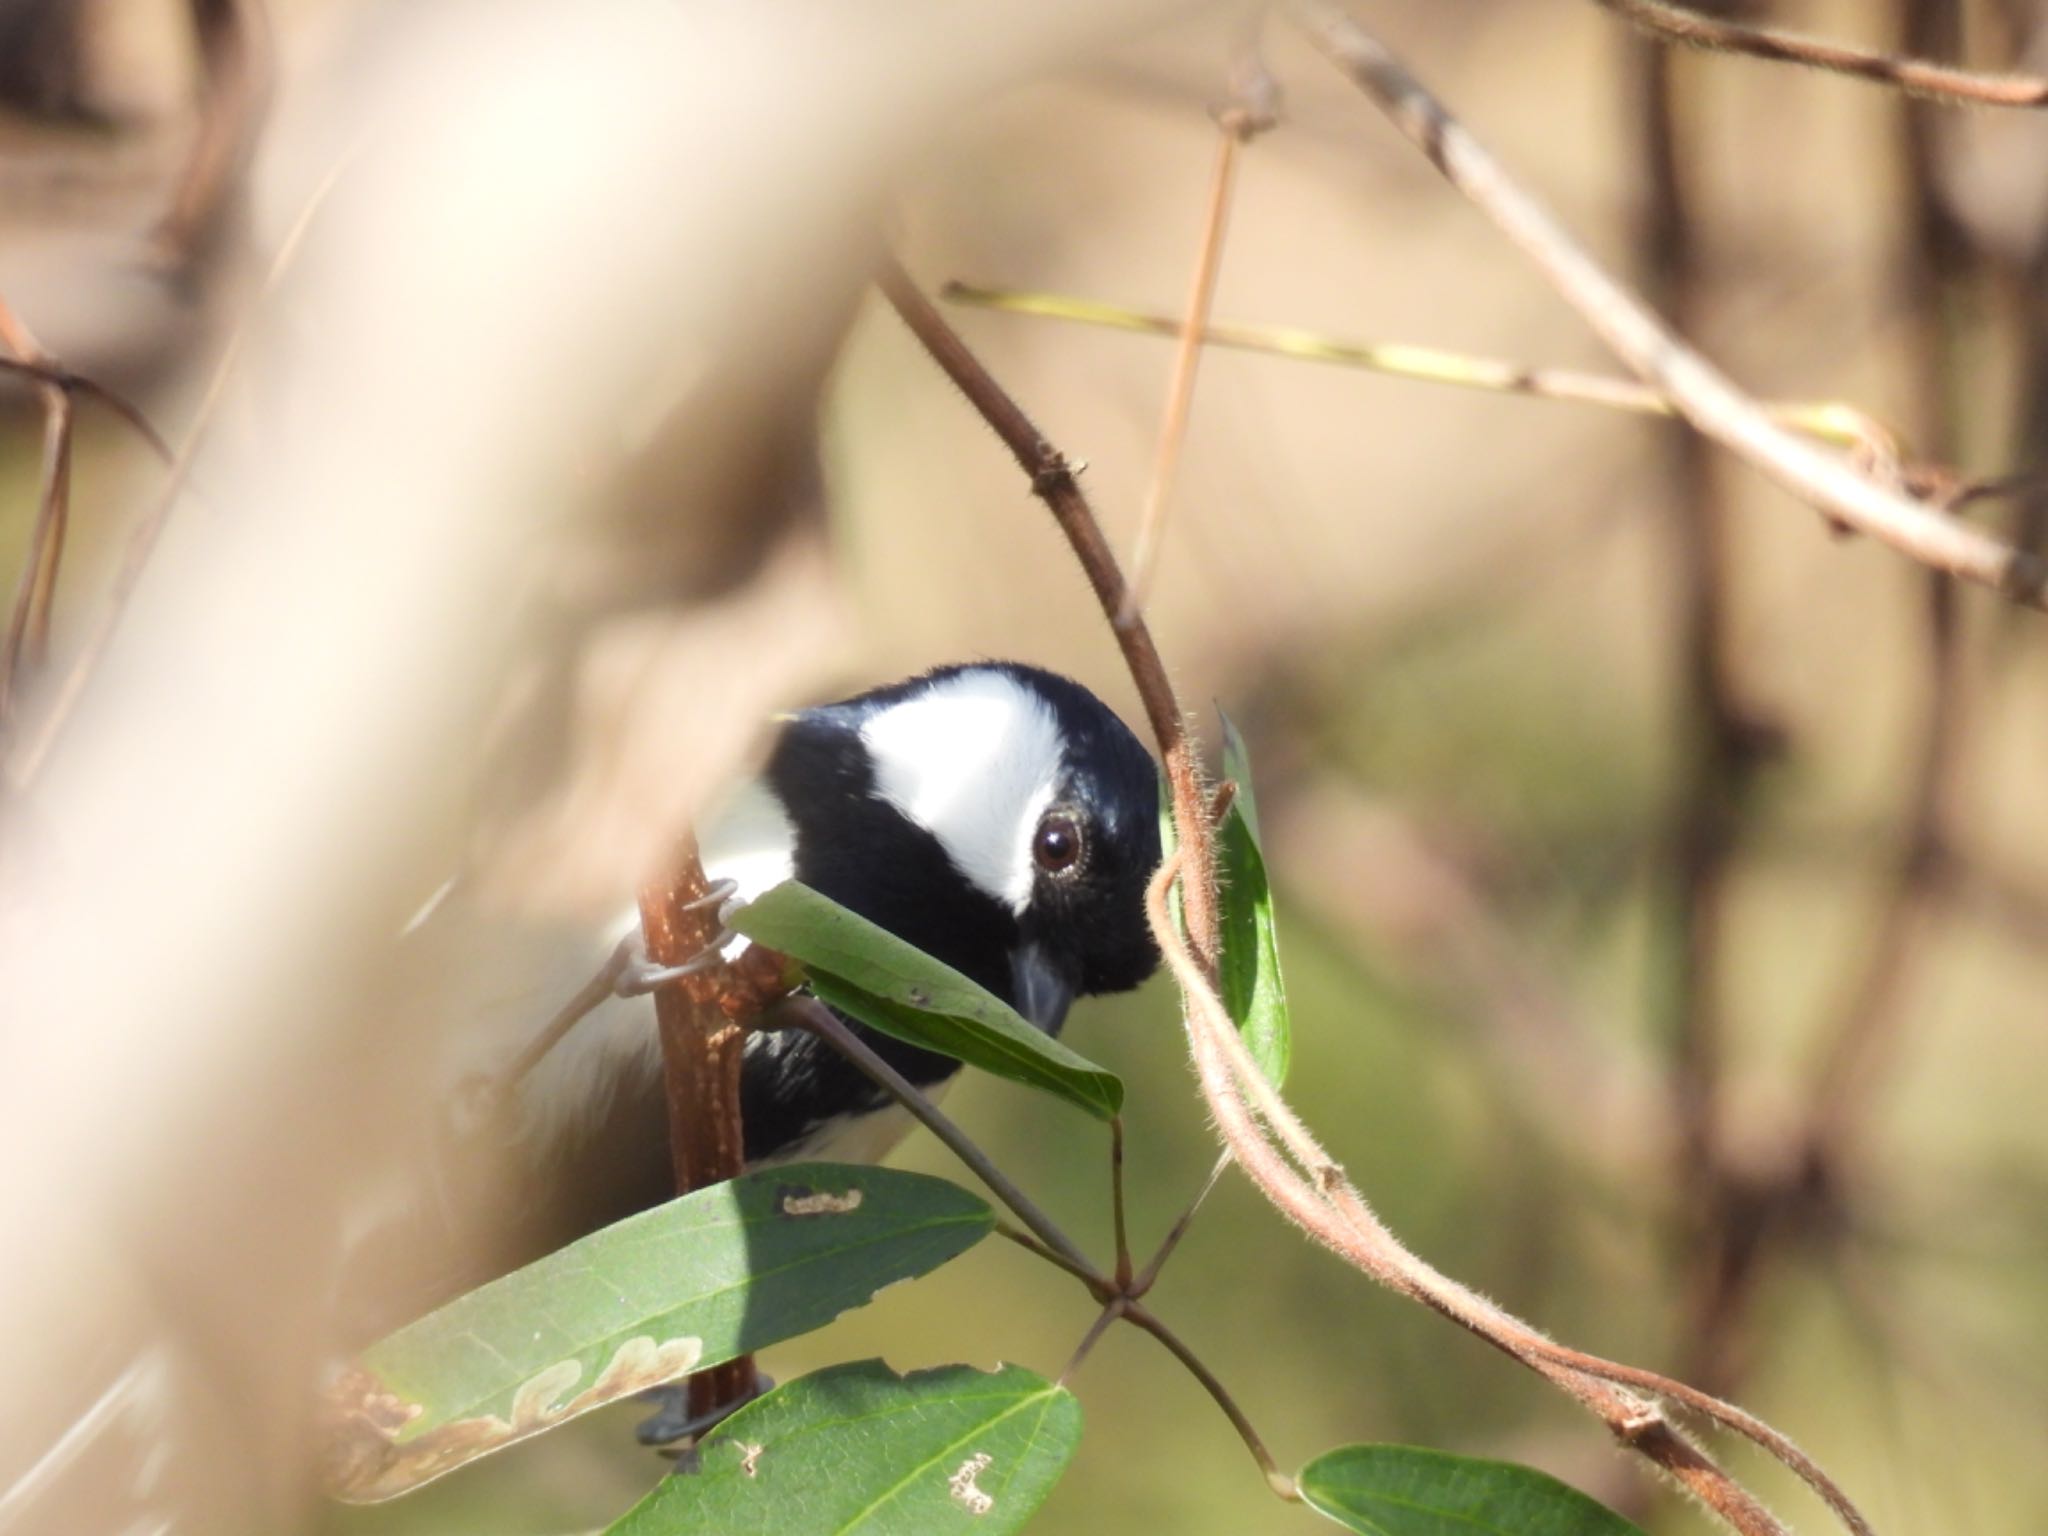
[{"left": 325, "top": 1165, "right": 992, "bottom": 1502}]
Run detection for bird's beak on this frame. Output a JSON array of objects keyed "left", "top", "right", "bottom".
[{"left": 1009, "top": 942, "right": 1076, "bottom": 1036}]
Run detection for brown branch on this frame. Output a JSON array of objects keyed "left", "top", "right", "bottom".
[
  {"left": 1595, "top": 0, "right": 2048, "bottom": 107},
  {"left": 876, "top": 257, "right": 1221, "bottom": 969},
  {"left": 637, "top": 833, "right": 757, "bottom": 1425},
  {"left": 1293, "top": 0, "right": 2048, "bottom": 611}
]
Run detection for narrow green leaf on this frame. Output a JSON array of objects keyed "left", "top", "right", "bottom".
[
  {"left": 1218, "top": 710, "right": 1263, "bottom": 845},
  {"left": 1217, "top": 711, "right": 1291, "bottom": 1085},
  {"left": 1157, "top": 765, "right": 1185, "bottom": 939},
  {"left": 1299, "top": 1445, "right": 1648, "bottom": 1536},
  {"left": 608, "top": 1360, "right": 1081, "bottom": 1536},
  {"left": 734, "top": 881, "right": 1124, "bottom": 1120},
  {"left": 325, "top": 1166, "right": 992, "bottom": 1503}
]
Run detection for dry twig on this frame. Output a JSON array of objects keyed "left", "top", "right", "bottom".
[{"left": 1595, "top": 0, "right": 2048, "bottom": 107}]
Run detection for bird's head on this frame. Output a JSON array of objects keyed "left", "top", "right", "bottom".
[{"left": 763, "top": 662, "right": 1161, "bottom": 1033}]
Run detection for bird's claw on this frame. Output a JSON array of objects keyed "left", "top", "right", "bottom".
[
  {"left": 612, "top": 880, "right": 743, "bottom": 996},
  {"left": 635, "top": 1371, "right": 774, "bottom": 1450}
]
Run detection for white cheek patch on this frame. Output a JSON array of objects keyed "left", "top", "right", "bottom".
[{"left": 859, "top": 671, "right": 1065, "bottom": 912}]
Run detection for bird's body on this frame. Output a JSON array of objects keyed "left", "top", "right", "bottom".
[{"left": 358, "top": 661, "right": 1162, "bottom": 1330}]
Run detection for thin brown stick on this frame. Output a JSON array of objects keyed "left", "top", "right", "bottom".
[
  {"left": 877, "top": 258, "right": 1222, "bottom": 969},
  {"left": 1121, "top": 122, "right": 1245, "bottom": 626},
  {"left": 638, "top": 833, "right": 755, "bottom": 1424},
  {"left": 1293, "top": 0, "right": 2048, "bottom": 611},
  {"left": 1595, "top": 0, "right": 2048, "bottom": 107}
]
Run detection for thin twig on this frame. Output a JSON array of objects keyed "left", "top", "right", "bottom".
[
  {"left": 877, "top": 258, "right": 1222, "bottom": 972},
  {"left": 1293, "top": 0, "right": 2048, "bottom": 611},
  {"left": 792, "top": 999, "right": 1104, "bottom": 1281},
  {"left": 1058, "top": 1299, "right": 1125, "bottom": 1384},
  {"left": 1595, "top": 0, "right": 2048, "bottom": 107},
  {"left": 943, "top": 281, "right": 1932, "bottom": 482},
  {"left": 1123, "top": 1301, "right": 1298, "bottom": 1500},
  {"left": 1133, "top": 1151, "right": 1230, "bottom": 1297},
  {"left": 1109, "top": 1114, "right": 1134, "bottom": 1290},
  {"left": 994, "top": 1221, "right": 1109, "bottom": 1293},
  {"left": 1121, "top": 120, "right": 1247, "bottom": 625}
]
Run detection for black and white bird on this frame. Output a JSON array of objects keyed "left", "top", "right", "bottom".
[{"left": 364, "top": 660, "right": 1163, "bottom": 1324}]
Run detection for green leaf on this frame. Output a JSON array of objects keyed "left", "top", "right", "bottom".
[
  {"left": 1217, "top": 712, "right": 1291, "bottom": 1086},
  {"left": 1299, "top": 1445, "right": 1648, "bottom": 1536},
  {"left": 734, "top": 881, "right": 1124, "bottom": 1120},
  {"left": 325, "top": 1165, "right": 993, "bottom": 1503},
  {"left": 608, "top": 1360, "right": 1081, "bottom": 1536},
  {"left": 1157, "top": 765, "right": 1185, "bottom": 939}
]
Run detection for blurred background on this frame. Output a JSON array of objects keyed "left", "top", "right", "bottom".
[{"left": 3, "top": 0, "right": 2046, "bottom": 1532}]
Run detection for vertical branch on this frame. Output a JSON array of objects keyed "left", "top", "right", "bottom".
[{"left": 637, "top": 833, "right": 755, "bottom": 1423}]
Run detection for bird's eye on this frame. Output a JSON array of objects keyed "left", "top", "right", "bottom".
[{"left": 1032, "top": 810, "right": 1084, "bottom": 875}]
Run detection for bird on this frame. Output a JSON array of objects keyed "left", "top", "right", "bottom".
[
  {"left": 0, "top": 661, "right": 1163, "bottom": 1531},
  {"left": 349, "top": 659, "right": 1163, "bottom": 1344}
]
